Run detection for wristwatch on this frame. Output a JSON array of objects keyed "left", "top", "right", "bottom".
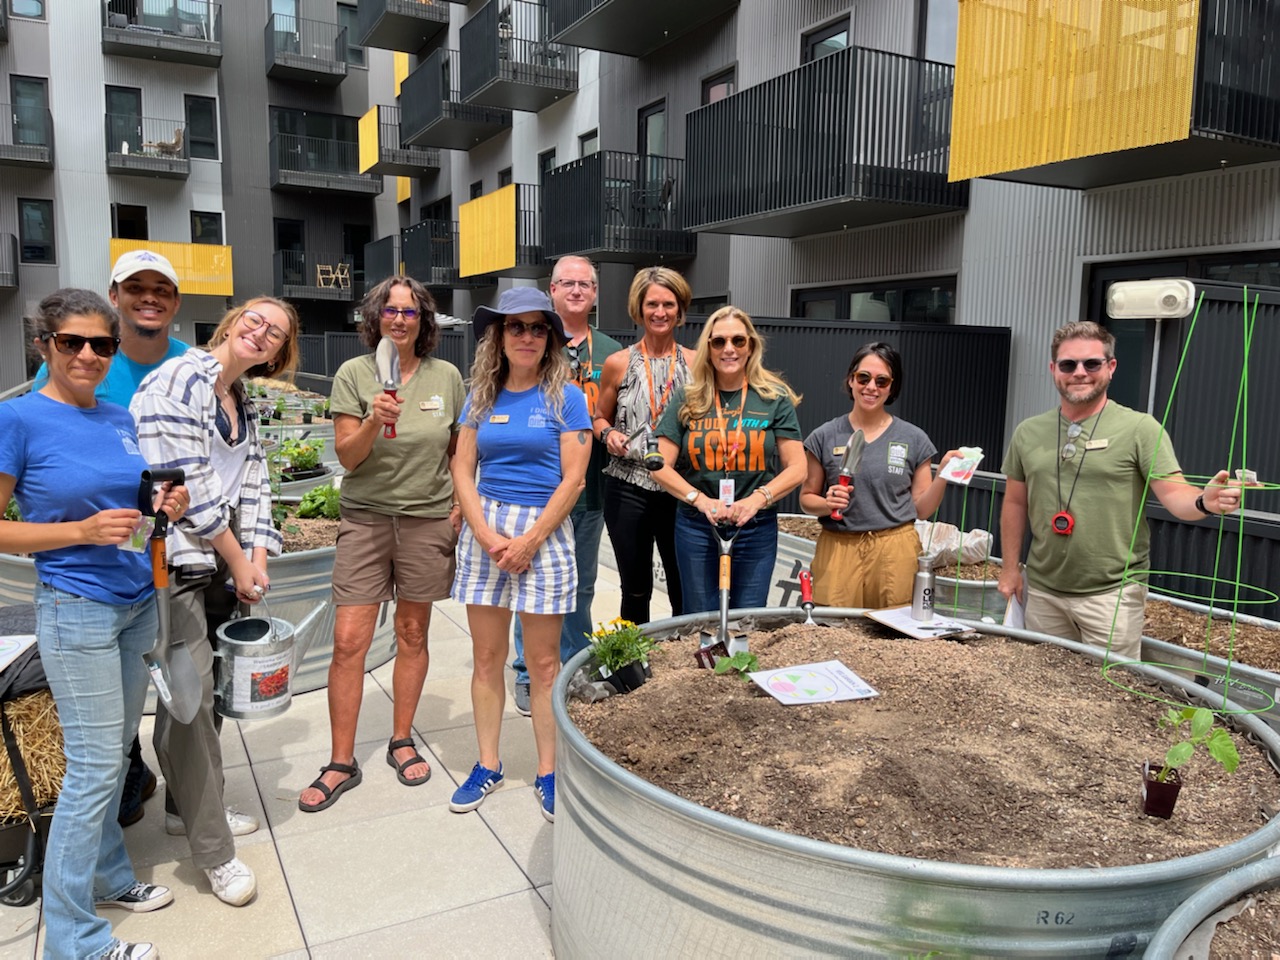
[
  {"left": 684, "top": 490, "right": 699, "bottom": 504},
  {"left": 1195, "top": 493, "right": 1213, "bottom": 516}
]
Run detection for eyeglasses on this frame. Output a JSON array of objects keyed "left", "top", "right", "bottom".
[
  {"left": 381, "top": 306, "right": 420, "bottom": 321},
  {"left": 853, "top": 370, "right": 893, "bottom": 390},
  {"left": 241, "top": 309, "right": 288, "bottom": 345},
  {"left": 552, "top": 279, "right": 595, "bottom": 290},
  {"left": 1061, "top": 421, "right": 1083, "bottom": 460},
  {"left": 710, "top": 334, "right": 749, "bottom": 351},
  {"left": 1056, "top": 357, "right": 1108, "bottom": 374},
  {"left": 41, "top": 332, "right": 120, "bottom": 358},
  {"left": 504, "top": 319, "right": 550, "bottom": 339}
]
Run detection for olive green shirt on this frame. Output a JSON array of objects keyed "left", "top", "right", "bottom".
[{"left": 569, "top": 328, "right": 624, "bottom": 512}]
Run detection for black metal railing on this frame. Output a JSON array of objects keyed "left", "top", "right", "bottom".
[
  {"left": 1195, "top": 0, "right": 1280, "bottom": 145},
  {"left": 400, "top": 48, "right": 511, "bottom": 147},
  {"left": 364, "top": 234, "right": 399, "bottom": 288},
  {"left": 104, "top": 0, "right": 221, "bottom": 42},
  {"left": 0, "top": 233, "right": 17, "bottom": 288},
  {"left": 1, "top": 103, "right": 52, "bottom": 149},
  {"left": 543, "top": 150, "right": 696, "bottom": 260},
  {"left": 271, "top": 133, "right": 363, "bottom": 179},
  {"left": 460, "top": 0, "right": 578, "bottom": 102},
  {"left": 374, "top": 104, "right": 440, "bottom": 169},
  {"left": 273, "top": 250, "right": 357, "bottom": 299},
  {"left": 401, "top": 219, "right": 494, "bottom": 289},
  {"left": 104, "top": 114, "right": 188, "bottom": 160},
  {"left": 685, "top": 46, "right": 967, "bottom": 230},
  {"left": 546, "top": 0, "right": 597, "bottom": 36},
  {"left": 265, "top": 13, "right": 347, "bottom": 73},
  {"left": 511, "top": 182, "right": 543, "bottom": 270}
]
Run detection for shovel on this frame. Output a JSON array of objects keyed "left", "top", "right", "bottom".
[
  {"left": 138, "top": 469, "right": 203, "bottom": 725},
  {"left": 699, "top": 522, "right": 749, "bottom": 656},
  {"left": 374, "top": 337, "right": 401, "bottom": 439}
]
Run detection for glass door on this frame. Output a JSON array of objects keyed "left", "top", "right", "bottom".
[
  {"left": 106, "top": 85, "right": 143, "bottom": 154},
  {"left": 11, "top": 76, "right": 49, "bottom": 147}
]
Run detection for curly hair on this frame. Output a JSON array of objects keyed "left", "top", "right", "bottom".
[
  {"left": 359, "top": 275, "right": 439, "bottom": 358},
  {"left": 207, "top": 296, "right": 301, "bottom": 381},
  {"left": 678, "top": 306, "right": 800, "bottom": 425},
  {"left": 465, "top": 321, "right": 573, "bottom": 426},
  {"left": 27, "top": 288, "right": 120, "bottom": 360}
]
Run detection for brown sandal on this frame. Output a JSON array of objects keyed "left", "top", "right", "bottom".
[{"left": 298, "top": 760, "right": 362, "bottom": 812}]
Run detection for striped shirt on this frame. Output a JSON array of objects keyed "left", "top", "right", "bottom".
[{"left": 131, "top": 349, "right": 281, "bottom": 575}]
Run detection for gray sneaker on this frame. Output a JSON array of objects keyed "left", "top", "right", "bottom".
[{"left": 514, "top": 681, "right": 531, "bottom": 717}]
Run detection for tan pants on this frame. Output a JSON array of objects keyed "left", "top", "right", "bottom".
[
  {"left": 1025, "top": 581, "right": 1147, "bottom": 661},
  {"left": 811, "top": 523, "right": 920, "bottom": 608}
]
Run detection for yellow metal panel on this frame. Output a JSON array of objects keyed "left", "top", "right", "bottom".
[
  {"left": 358, "top": 106, "right": 381, "bottom": 175},
  {"left": 109, "top": 238, "right": 234, "bottom": 297},
  {"left": 394, "top": 53, "right": 409, "bottom": 97},
  {"left": 460, "top": 185, "right": 516, "bottom": 277},
  {"left": 950, "top": 0, "right": 1199, "bottom": 181},
  {"left": 397, "top": 175, "right": 411, "bottom": 203}
]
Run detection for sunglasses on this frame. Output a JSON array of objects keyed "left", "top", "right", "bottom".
[
  {"left": 1056, "top": 357, "right": 1108, "bottom": 374},
  {"left": 710, "top": 334, "right": 749, "bottom": 351},
  {"left": 41, "top": 332, "right": 121, "bottom": 358},
  {"left": 1061, "top": 421, "right": 1083, "bottom": 460},
  {"left": 242, "top": 309, "right": 288, "bottom": 345},
  {"left": 381, "top": 306, "right": 419, "bottom": 321},
  {"left": 504, "top": 319, "right": 550, "bottom": 339},
  {"left": 853, "top": 370, "right": 893, "bottom": 390}
]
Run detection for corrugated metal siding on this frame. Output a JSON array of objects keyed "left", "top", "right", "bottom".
[
  {"left": 789, "top": 213, "right": 965, "bottom": 286},
  {"left": 728, "top": 237, "right": 792, "bottom": 315},
  {"left": 851, "top": 0, "right": 919, "bottom": 55}
]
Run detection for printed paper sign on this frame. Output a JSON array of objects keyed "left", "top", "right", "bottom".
[
  {"left": 748, "top": 659, "right": 878, "bottom": 705},
  {"left": 865, "top": 605, "right": 968, "bottom": 640},
  {"left": 939, "top": 446, "right": 984, "bottom": 486}
]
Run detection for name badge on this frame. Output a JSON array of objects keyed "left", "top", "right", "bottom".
[
  {"left": 1085, "top": 438, "right": 1109, "bottom": 451},
  {"left": 833, "top": 445, "right": 846, "bottom": 456},
  {"left": 489, "top": 414, "right": 510, "bottom": 424},
  {"left": 719, "top": 478, "right": 735, "bottom": 506},
  {"left": 421, "top": 398, "right": 442, "bottom": 411}
]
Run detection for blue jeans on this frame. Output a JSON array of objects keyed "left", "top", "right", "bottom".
[
  {"left": 34, "top": 583, "right": 156, "bottom": 960},
  {"left": 512, "top": 506, "right": 603, "bottom": 684},
  {"left": 674, "top": 509, "right": 779, "bottom": 615}
]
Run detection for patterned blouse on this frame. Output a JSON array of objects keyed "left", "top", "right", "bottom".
[{"left": 602, "top": 343, "right": 690, "bottom": 492}]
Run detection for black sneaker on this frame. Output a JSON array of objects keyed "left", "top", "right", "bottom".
[
  {"left": 101, "top": 941, "right": 158, "bottom": 960},
  {"left": 96, "top": 882, "right": 174, "bottom": 913},
  {"left": 118, "top": 746, "right": 157, "bottom": 827}
]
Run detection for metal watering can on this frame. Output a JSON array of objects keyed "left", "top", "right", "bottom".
[{"left": 213, "top": 587, "right": 295, "bottom": 721}]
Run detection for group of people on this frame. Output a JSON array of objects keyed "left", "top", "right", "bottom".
[{"left": 0, "top": 249, "right": 1249, "bottom": 959}]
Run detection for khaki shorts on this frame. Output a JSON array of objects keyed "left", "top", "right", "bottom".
[
  {"left": 811, "top": 522, "right": 920, "bottom": 608},
  {"left": 331, "top": 508, "right": 457, "bottom": 606},
  {"left": 1025, "top": 581, "right": 1147, "bottom": 661}
]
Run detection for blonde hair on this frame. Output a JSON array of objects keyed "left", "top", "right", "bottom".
[
  {"left": 465, "top": 323, "right": 573, "bottom": 426},
  {"left": 678, "top": 306, "right": 800, "bottom": 424},
  {"left": 207, "top": 296, "right": 301, "bottom": 381},
  {"left": 627, "top": 266, "right": 691, "bottom": 327}
]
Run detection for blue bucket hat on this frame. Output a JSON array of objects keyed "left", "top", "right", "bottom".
[{"left": 472, "top": 286, "right": 566, "bottom": 343}]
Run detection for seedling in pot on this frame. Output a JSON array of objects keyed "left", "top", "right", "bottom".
[
  {"left": 713, "top": 650, "right": 759, "bottom": 682},
  {"left": 590, "top": 619, "right": 653, "bottom": 693},
  {"left": 1154, "top": 707, "right": 1240, "bottom": 782}
]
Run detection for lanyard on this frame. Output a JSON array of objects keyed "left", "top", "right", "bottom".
[
  {"left": 714, "top": 385, "right": 748, "bottom": 463},
  {"left": 640, "top": 340, "right": 678, "bottom": 425},
  {"left": 1056, "top": 402, "right": 1107, "bottom": 514}
]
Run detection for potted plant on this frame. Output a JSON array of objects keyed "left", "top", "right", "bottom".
[
  {"left": 589, "top": 618, "right": 653, "bottom": 694},
  {"left": 1143, "top": 706, "right": 1241, "bottom": 818},
  {"left": 273, "top": 396, "right": 287, "bottom": 421},
  {"left": 280, "top": 438, "right": 325, "bottom": 480}
]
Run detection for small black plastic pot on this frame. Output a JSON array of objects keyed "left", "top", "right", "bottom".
[
  {"left": 604, "top": 660, "right": 647, "bottom": 694},
  {"left": 302, "top": 413, "right": 313, "bottom": 424},
  {"left": 1142, "top": 761, "right": 1182, "bottom": 819}
]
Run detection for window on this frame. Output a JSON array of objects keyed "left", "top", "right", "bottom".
[
  {"left": 185, "top": 95, "right": 218, "bottom": 160},
  {"left": 802, "top": 18, "right": 849, "bottom": 63},
  {"left": 701, "top": 68, "right": 736, "bottom": 105},
  {"left": 578, "top": 129, "right": 598, "bottom": 157},
  {"left": 469, "top": 180, "right": 484, "bottom": 200},
  {"left": 191, "top": 211, "right": 223, "bottom": 245},
  {"left": 337, "top": 3, "right": 365, "bottom": 67},
  {"left": 790, "top": 277, "right": 957, "bottom": 323},
  {"left": 538, "top": 148, "right": 556, "bottom": 182},
  {"left": 18, "top": 198, "right": 54, "bottom": 264},
  {"left": 11, "top": 76, "right": 50, "bottom": 147},
  {"left": 111, "top": 203, "right": 148, "bottom": 241},
  {"left": 421, "top": 195, "right": 451, "bottom": 222},
  {"left": 638, "top": 101, "right": 666, "bottom": 156},
  {"left": 498, "top": 167, "right": 513, "bottom": 188},
  {"left": 11, "top": 0, "right": 45, "bottom": 19},
  {"left": 919, "top": 0, "right": 958, "bottom": 64}
]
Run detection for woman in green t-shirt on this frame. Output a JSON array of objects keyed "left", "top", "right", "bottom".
[{"left": 651, "top": 307, "right": 807, "bottom": 613}]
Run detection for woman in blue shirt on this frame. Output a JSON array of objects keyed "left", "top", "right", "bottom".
[{"left": 0, "top": 289, "right": 186, "bottom": 960}]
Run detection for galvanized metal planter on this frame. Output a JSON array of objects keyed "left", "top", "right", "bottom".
[
  {"left": 552, "top": 609, "right": 1280, "bottom": 959},
  {"left": 1144, "top": 855, "right": 1280, "bottom": 958}
]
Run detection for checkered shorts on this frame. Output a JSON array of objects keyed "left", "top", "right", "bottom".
[{"left": 451, "top": 496, "right": 577, "bottom": 614}]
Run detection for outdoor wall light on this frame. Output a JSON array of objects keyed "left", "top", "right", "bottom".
[{"left": 1106, "top": 278, "right": 1196, "bottom": 320}]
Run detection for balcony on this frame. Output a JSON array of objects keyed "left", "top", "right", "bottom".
[
  {"left": 402, "top": 220, "right": 492, "bottom": 290},
  {"left": 274, "top": 251, "right": 358, "bottom": 302},
  {"left": 358, "top": 105, "right": 441, "bottom": 176},
  {"left": 364, "top": 234, "right": 399, "bottom": 288},
  {"left": 0, "top": 104, "right": 53, "bottom": 168},
  {"left": 400, "top": 49, "right": 512, "bottom": 151},
  {"left": 105, "top": 114, "right": 189, "bottom": 179},
  {"left": 109, "top": 238, "right": 234, "bottom": 297},
  {"left": 459, "top": 183, "right": 544, "bottom": 279},
  {"left": 357, "top": 0, "right": 451, "bottom": 53},
  {"left": 102, "top": 1, "right": 222, "bottom": 67},
  {"left": 543, "top": 151, "right": 695, "bottom": 263},
  {"left": 684, "top": 46, "right": 968, "bottom": 238},
  {"left": 270, "top": 134, "right": 383, "bottom": 196},
  {"left": 547, "top": 0, "right": 737, "bottom": 57},
  {"left": 0, "top": 234, "right": 17, "bottom": 289},
  {"left": 460, "top": 0, "right": 578, "bottom": 113},
  {"left": 265, "top": 14, "right": 347, "bottom": 86},
  {"left": 950, "top": 0, "right": 1280, "bottom": 188}
]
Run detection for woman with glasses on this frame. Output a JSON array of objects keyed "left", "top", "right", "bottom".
[
  {"left": 799, "top": 341, "right": 960, "bottom": 607},
  {"left": 297, "top": 276, "right": 464, "bottom": 813},
  {"left": 650, "top": 307, "right": 806, "bottom": 613},
  {"left": 132, "top": 297, "right": 300, "bottom": 908},
  {"left": 592, "top": 267, "right": 696, "bottom": 623},
  {"left": 0, "top": 289, "right": 187, "bottom": 960},
  {"left": 449, "top": 287, "right": 591, "bottom": 823}
]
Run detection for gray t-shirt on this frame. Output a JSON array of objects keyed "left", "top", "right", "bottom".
[{"left": 803, "top": 415, "right": 937, "bottom": 533}]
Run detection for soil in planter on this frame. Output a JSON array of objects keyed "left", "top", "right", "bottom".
[
  {"left": 1208, "top": 886, "right": 1280, "bottom": 959},
  {"left": 569, "top": 622, "right": 1280, "bottom": 869},
  {"left": 280, "top": 512, "right": 339, "bottom": 553}
]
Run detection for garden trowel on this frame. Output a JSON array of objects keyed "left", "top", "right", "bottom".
[
  {"left": 830, "top": 428, "right": 866, "bottom": 521},
  {"left": 138, "top": 469, "right": 202, "bottom": 725},
  {"left": 375, "top": 337, "right": 401, "bottom": 439}
]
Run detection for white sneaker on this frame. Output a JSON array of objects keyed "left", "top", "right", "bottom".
[
  {"left": 204, "top": 857, "right": 256, "bottom": 906},
  {"left": 166, "top": 808, "right": 260, "bottom": 838},
  {"left": 102, "top": 941, "right": 158, "bottom": 960}
]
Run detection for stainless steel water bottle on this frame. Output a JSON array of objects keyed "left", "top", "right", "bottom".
[{"left": 911, "top": 557, "right": 935, "bottom": 622}]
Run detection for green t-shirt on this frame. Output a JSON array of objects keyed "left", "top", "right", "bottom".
[
  {"left": 329, "top": 354, "right": 466, "bottom": 517},
  {"left": 655, "top": 384, "right": 802, "bottom": 505},
  {"left": 569, "top": 328, "right": 624, "bottom": 512},
  {"left": 1002, "top": 400, "right": 1181, "bottom": 595}
]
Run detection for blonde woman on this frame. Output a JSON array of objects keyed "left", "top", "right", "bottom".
[
  {"left": 449, "top": 288, "right": 591, "bottom": 823},
  {"left": 651, "top": 307, "right": 806, "bottom": 613}
]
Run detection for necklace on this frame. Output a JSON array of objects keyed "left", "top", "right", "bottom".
[{"left": 1053, "top": 401, "right": 1107, "bottom": 535}]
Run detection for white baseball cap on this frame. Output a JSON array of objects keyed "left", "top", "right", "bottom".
[{"left": 110, "top": 249, "right": 180, "bottom": 290}]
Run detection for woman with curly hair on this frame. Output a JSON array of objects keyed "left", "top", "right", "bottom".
[
  {"left": 449, "top": 287, "right": 591, "bottom": 823},
  {"left": 298, "top": 275, "right": 465, "bottom": 814},
  {"left": 651, "top": 306, "right": 806, "bottom": 613}
]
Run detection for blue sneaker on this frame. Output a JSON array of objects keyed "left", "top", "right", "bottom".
[
  {"left": 534, "top": 771, "right": 555, "bottom": 823},
  {"left": 449, "top": 761, "right": 504, "bottom": 813}
]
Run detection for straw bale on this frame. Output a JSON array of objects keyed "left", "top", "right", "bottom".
[{"left": 0, "top": 691, "right": 64, "bottom": 820}]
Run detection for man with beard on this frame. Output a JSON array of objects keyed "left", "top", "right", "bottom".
[{"left": 996, "top": 321, "right": 1243, "bottom": 661}]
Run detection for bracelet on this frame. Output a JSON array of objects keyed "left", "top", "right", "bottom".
[
  {"left": 599, "top": 426, "right": 614, "bottom": 444},
  {"left": 758, "top": 485, "right": 774, "bottom": 504},
  {"left": 450, "top": 501, "right": 460, "bottom": 509},
  {"left": 1195, "top": 493, "right": 1213, "bottom": 516}
]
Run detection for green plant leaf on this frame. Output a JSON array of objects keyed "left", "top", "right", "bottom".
[
  {"left": 1205, "top": 729, "right": 1241, "bottom": 774},
  {"left": 1164, "top": 742, "right": 1194, "bottom": 770},
  {"left": 1189, "top": 707, "right": 1213, "bottom": 740}
]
